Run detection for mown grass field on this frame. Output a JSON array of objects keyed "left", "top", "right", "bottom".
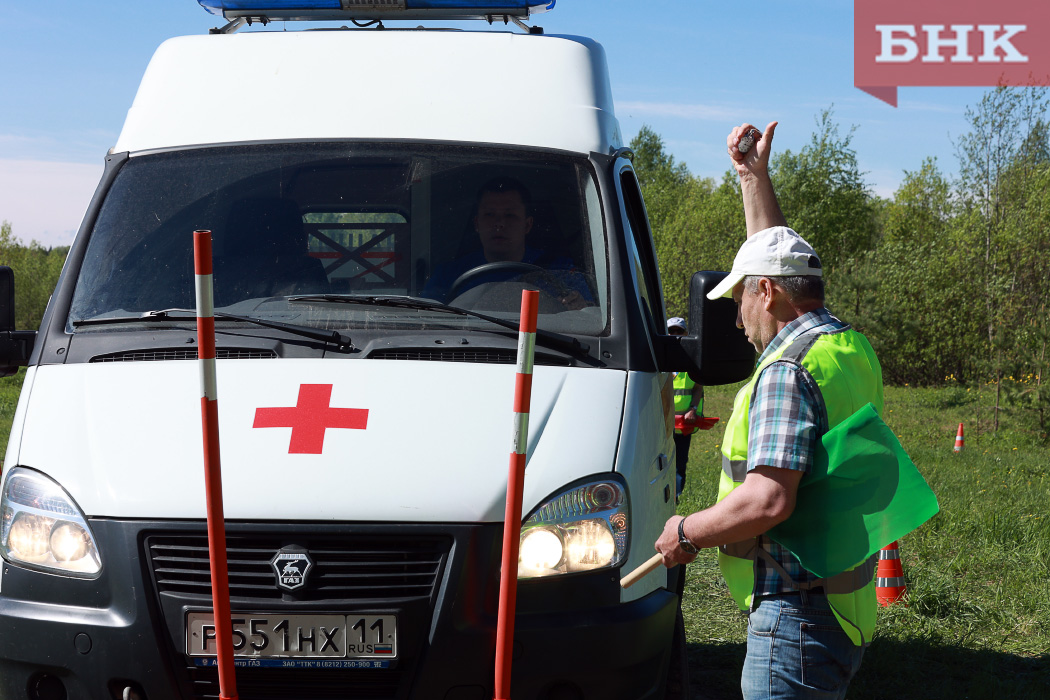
[
  {"left": 679, "top": 382, "right": 1050, "bottom": 699},
  {"left": 1, "top": 371, "right": 1047, "bottom": 698}
]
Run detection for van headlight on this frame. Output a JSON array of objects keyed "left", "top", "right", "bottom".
[
  {"left": 518, "top": 478, "right": 628, "bottom": 578},
  {"left": 1, "top": 467, "right": 101, "bottom": 576}
]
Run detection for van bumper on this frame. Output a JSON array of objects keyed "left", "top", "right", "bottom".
[
  {"left": 500, "top": 584, "right": 678, "bottom": 700},
  {"left": 0, "top": 520, "right": 676, "bottom": 700}
]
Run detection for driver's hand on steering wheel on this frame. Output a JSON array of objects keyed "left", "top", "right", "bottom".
[{"left": 560, "top": 290, "right": 587, "bottom": 311}]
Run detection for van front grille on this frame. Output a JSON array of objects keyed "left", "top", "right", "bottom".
[{"left": 145, "top": 533, "right": 449, "bottom": 603}]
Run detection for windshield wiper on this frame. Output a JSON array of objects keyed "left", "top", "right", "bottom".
[
  {"left": 73, "top": 308, "right": 354, "bottom": 350},
  {"left": 288, "top": 294, "right": 590, "bottom": 357}
]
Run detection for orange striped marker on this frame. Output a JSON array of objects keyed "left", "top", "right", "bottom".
[
  {"left": 875, "top": 541, "right": 907, "bottom": 606},
  {"left": 494, "top": 290, "right": 539, "bottom": 700},
  {"left": 193, "top": 230, "right": 239, "bottom": 700},
  {"left": 954, "top": 423, "right": 964, "bottom": 452}
]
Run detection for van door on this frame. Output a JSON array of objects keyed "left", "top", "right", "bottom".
[{"left": 610, "top": 160, "right": 679, "bottom": 601}]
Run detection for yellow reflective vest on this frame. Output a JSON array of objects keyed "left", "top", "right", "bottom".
[
  {"left": 717, "top": 325, "right": 883, "bottom": 646},
  {"left": 672, "top": 372, "right": 702, "bottom": 435}
]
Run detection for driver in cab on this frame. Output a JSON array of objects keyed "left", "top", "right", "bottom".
[{"left": 421, "top": 177, "right": 593, "bottom": 309}]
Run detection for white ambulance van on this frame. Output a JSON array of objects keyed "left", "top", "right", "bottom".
[{"left": 0, "top": 2, "right": 753, "bottom": 699}]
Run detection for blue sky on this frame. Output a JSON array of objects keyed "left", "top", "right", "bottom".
[{"left": 0, "top": 1, "right": 995, "bottom": 247}]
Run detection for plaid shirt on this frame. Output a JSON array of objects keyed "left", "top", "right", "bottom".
[{"left": 749, "top": 307, "right": 847, "bottom": 597}]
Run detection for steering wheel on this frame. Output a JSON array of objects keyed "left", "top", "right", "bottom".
[{"left": 447, "top": 261, "right": 569, "bottom": 300}]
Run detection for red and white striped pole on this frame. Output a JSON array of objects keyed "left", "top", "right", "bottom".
[
  {"left": 193, "top": 230, "right": 239, "bottom": 700},
  {"left": 493, "top": 290, "right": 539, "bottom": 700}
]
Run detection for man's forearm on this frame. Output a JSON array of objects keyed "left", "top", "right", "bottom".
[
  {"left": 681, "top": 465, "right": 802, "bottom": 548},
  {"left": 741, "top": 173, "right": 787, "bottom": 237}
]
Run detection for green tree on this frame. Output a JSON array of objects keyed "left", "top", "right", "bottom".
[
  {"left": 954, "top": 86, "right": 1050, "bottom": 430},
  {"left": 770, "top": 108, "right": 879, "bottom": 269},
  {"left": 630, "top": 126, "right": 691, "bottom": 192},
  {"left": 768, "top": 108, "right": 879, "bottom": 324},
  {"left": 626, "top": 97, "right": 1049, "bottom": 443},
  {"left": 997, "top": 150, "right": 1050, "bottom": 438},
  {"left": 630, "top": 125, "right": 739, "bottom": 316},
  {"left": 882, "top": 157, "right": 953, "bottom": 247},
  {"left": 862, "top": 159, "right": 975, "bottom": 383},
  {"left": 630, "top": 125, "right": 692, "bottom": 235},
  {"left": 0, "top": 221, "right": 69, "bottom": 331},
  {"left": 653, "top": 174, "right": 744, "bottom": 314}
]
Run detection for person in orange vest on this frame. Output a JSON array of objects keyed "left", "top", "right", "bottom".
[{"left": 667, "top": 317, "right": 704, "bottom": 497}]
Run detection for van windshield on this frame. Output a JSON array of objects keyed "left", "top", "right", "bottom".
[{"left": 69, "top": 143, "right": 608, "bottom": 336}]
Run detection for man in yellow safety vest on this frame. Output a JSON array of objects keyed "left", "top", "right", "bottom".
[
  {"left": 654, "top": 121, "right": 884, "bottom": 700},
  {"left": 667, "top": 316, "right": 704, "bottom": 497}
]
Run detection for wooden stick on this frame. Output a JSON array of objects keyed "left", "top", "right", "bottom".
[{"left": 620, "top": 553, "right": 667, "bottom": 588}]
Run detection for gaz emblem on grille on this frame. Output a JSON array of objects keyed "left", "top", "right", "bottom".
[{"left": 270, "top": 547, "right": 314, "bottom": 591}]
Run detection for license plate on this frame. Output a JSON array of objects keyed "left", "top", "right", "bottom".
[{"left": 187, "top": 613, "right": 397, "bottom": 665}]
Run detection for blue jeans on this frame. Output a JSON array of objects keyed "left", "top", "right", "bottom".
[{"left": 741, "top": 591, "right": 865, "bottom": 700}]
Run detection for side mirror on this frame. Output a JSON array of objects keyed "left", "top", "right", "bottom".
[
  {"left": 655, "top": 271, "right": 754, "bottom": 385},
  {"left": 0, "top": 266, "right": 14, "bottom": 332},
  {"left": 686, "top": 271, "right": 755, "bottom": 385},
  {"left": 0, "top": 266, "right": 36, "bottom": 377}
]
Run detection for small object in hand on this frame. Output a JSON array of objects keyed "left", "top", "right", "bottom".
[{"left": 737, "top": 127, "right": 760, "bottom": 154}]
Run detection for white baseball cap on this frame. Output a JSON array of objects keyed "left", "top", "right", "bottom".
[
  {"left": 666, "top": 317, "right": 686, "bottom": 332},
  {"left": 706, "top": 226, "right": 823, "bottom": 300}
]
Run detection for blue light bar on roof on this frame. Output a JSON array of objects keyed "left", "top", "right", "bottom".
[{"left": 197, "top": 0, "right": 554, "bottom": 22}]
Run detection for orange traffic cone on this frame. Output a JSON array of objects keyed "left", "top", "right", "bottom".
[
  {"left": 876, "top": 541, "right": 907, "bottom": 606},
  {"left": 954, "top": 423, "right": 964, "bottom": 452}
]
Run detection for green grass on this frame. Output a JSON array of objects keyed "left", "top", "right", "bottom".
[{"left": 678, "top": 383, "right": 1050, "bottom": 699}]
